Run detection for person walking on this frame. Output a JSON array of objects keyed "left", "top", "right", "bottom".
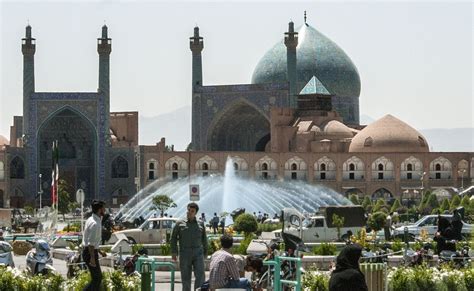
[
  {"left": 211, "top": 213, "right": 219, "bottom": 234},
  {"left": 82, "top": 200, "right": 107, "bottom": 291},
  {"left": 171, "top": 202, "right": 208, "bottom": 291}
]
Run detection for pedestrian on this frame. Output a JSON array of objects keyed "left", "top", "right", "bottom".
[
  {"left": 329, "top": 244, "right": 368, "bottom": 291},
  {"left": 208, "top": 234, "right": 251, "bottom": 290},
  {"left": 170, "top": 202, "right": 208, "bottom": 291},
  {"left": 82, "top": 200, "right": 107, "bottom": 291},
  {"left": 219, "top": 216, "right": 226, "bottom": 234},
  {"left": 384, "top": 212, "right": 392, "bottom": 241},
  {"left": 211, "top": 213, "right": 219, "bottom": 234}
]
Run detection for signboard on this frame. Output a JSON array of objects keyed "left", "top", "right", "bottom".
[
  {"left": 76, "top": 189, "right": 85, "bottom": 205},
  {"left": 189, "top": 184, "right": 200, "bottom": 201}
]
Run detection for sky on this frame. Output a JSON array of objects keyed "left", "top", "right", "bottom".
[{"left": 0, "top": 0, "right": 472, "bottom": 139}]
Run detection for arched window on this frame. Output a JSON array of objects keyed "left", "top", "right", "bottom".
[
  {"left": 233, "top": 163, "right": 238, "bottom": 171},
  {"left": 10, "top": 157, "right": 25, "bottom": 179},
  {"left": 407, "top": 164, "right": 413, "bottom": 171},
  {"left": 378, "top": 163, "right": 384, "bottom": 171},
  {"left": 291, "top": 163, "right": 297, "bottom": 171},
  {"left": 111, "top": 156, "right": 129, "bottom": 178},
  {"left": 349, "top": 163, "right": 355, "bottom": 171},
  {"left": 262, "top": 163, "right": 268, "bottom": 171},
  {"left": 149, "top": 163, "right": 155, "bottom": 170},
  {"left": 202, "top": 163, "right": 209, "bottom": 171},
  {"left": 435, "top": 163, "right": 441, "bottom": 171},
  {"left": 320, "top": 163, "right": 326, "bottom": 171},
  {"left": 172, "top": 163, "right": 178, "bottom": 171}
]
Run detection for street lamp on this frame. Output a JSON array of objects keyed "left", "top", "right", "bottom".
[
  {"left": 38, "top": 174, "right": 43, "bottom": 211},
  {"left": 420, "top": 172, "right": 426, "bottom": 203}
]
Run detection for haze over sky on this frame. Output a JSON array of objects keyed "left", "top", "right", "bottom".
[{"left": 0, "top": 1, "right": 472, "bottom": 139}]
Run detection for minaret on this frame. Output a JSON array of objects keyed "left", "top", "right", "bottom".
[
  {"left": 190, "top": 26, "right": 204, "bottom": 150},
  {"left": 97, "top": 25, "right": 112, "bottom": 142},
  {"left": 189, "top": 26, "right": 204, "bottom": 88},
  {"left": 21, "top": 24, "right": 36, "bottom": 140},
  {"left": 284, "top": 21, "right": 298, "bottom": 108}
]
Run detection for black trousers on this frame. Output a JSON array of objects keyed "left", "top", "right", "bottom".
[{"left": 83, "top": 249, "right": 102, "bottom": 291}]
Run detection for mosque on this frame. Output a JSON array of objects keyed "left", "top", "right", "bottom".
[{"left": 0, "top": 15, "right": 472, "bottom": 208}]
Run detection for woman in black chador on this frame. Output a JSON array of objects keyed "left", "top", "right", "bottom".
[{"left": 329, "top": 244, "right": 368, "bottom": 291}]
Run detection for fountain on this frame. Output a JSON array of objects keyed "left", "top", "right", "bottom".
[{"left": 116, "top": 157, "right": 351, "bottom": 222}]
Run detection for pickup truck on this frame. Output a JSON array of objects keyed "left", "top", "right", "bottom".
[
  {"left": 275, "top": 206, "right": 366, "bottom": 242},
  {"left": 112, "top": 217, "right": 178, "bottom": 244},
  {"left": 392, "top": 214, "right": 473, "bottom": 239}
]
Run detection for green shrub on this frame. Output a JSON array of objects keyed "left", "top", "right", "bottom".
[
  {"left": 131, "top": 243, "right": 144, "bottom": 254},
  {"left": 236, "top": 234, "right": 253, "bottom": 255},
  {"left": 160, "top": 243, "right": 171, "bottom": 255},
  {"left": 390, "top": 239, "right": 403, "bottom": 252},
  {"left": 256, "top": 223, "right": 282, "bottom": 235},
  {"left": 234, "top": 213, "right": 258, "bottom": 235},
  {"left": 368, "top": 212, "right": 387, "bottom": 232},
  {"left": 302, "top": 266, "right": 330, "bottom": 291},
  {"left": 312, "top": 243, "right": 337, "bottom": 256}
]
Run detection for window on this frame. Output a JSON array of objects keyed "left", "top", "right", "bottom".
[
  {"left": 436, "top": 173, "right": 441, "bottom": 179},
  {"left": 172, "top": 172, "right": 178, "bottom": 180},
  {"left": 262, "top": 172, "right": 268, "bottom": 179},
  {"left": 233, "top": 163, "right": 238, "bottom": 171},
  {"left": 0, "top": 162, "right": 4, "bottom": 180},
  {"left": 407, "top": 173, "right": 412, "bottom": 180},
  {"left": 262, "top": 163, "right": 268, "bottom": 171},
  {"left": 202, "top": 163, "right": 209, "bottom": 171},
  {"left": 349, "top": 163, "right": 355, "bottom": 171},
  {"left": 349, "top": 173, "right": 355, "bottom": 180},
  {"left": 149, "top": 163, "right": 155, "bottom": 170},
  {"left": 378, "top": 164, "right": 384, "bottom": 171},
  {"left": 291, "top": 172, "right": 297, "bottom": 180},
  {"left": 148, "top": 171, "right": 155, "bottom": 180},
  {"left": 435, "top": 163, "right": 441, "bottom": 171},
  {"left": 10, "top": 157, "right": 25, "bottom": 179},
  {"left": 320, "top": 163, "right": 326, "bottom": 171},
  {"left": 314, "top": 219, "right": 324, "bottom": 227},
  {"left": 172, "top": 163, "right": 178, "bottom": 171},
  {"left": 111, "top": 156, "right": 129, "bottom": 178},
  {"left": 291, "top": 163, "right": 297, "bottom": 171},
  {"left": 378, "top": 172, "right": 384, "bottom": 180},
  {"left": 407, "top": 164, "right": 413, "bottom": 171},
  {"left": 364, "top": 137, "right": 373, "bottom": 147},
  {"left": 320, "top": 172, "right": 326, "bottom": 180}
]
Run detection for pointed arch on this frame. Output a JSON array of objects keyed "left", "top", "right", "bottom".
[
  {"left": 10, "top": 156, "right": 25, "bottom": 179},
  {"left": 401, "top": 156, "right": 423, "bottom": 180},
  {"left": 371, "top": 156, "right": 394, "bottom": 180},
  {"left": 284, "top": 156, "right": 307, "bottom": 180},
  {"left": 343, "top": 156, "right": 364, "bottom": 180},
  {"left": 315, "top": 156, "right": 337, "bottom": 180},
  {"left": 255, "top": 155, "right": 277, "bottom": 180},
  {"left": 111, "top": 156, "right": 129, "bottom": 178},
  {"left": 429, "top": 156, "right": 452, "bottom": 179},
  {"left": 207, "top": 98, "right": 270, "bottom": 151},
  {"left": 165, "top": 156, "right": 189, "bottom": 179},
  {"left": 195, "top": 155, "right": 218, "bottom": 176}
]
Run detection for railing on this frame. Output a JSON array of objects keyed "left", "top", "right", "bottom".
[
  {"left": 135, "top": 257, "right": 175, "bottom": 291},
  {"left": 360, "top": 263, "right": 387, "bottom": 291},
  {"left": 263, "top": 256, "right": 302, "bottom": 291}
]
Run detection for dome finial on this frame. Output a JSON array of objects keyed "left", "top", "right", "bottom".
[{"left": 304, "top": 11, "right": 307, "bottom": 24}]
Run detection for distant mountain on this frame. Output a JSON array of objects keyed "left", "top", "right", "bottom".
[
  {"left": 140, "top": 107, "right": 473, "bottom": 152},
  {"left": 139, "top": 106, "right": 191, "bottom": 150}
]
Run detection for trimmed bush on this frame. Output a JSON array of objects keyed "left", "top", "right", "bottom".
[
  {"left": 312, "top": 243, "right": 337, "bottom": 256},
  {"left": 234, "top": 213, "right": 258, "bottom": 235}
]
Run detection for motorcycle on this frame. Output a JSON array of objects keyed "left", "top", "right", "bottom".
[
  {"left": 439, "top": 241, "right": 471, "bottom": 268},
  {"left": 26, "top": 239, "right": 55, "bottom": 275},
  {"left": 0, "top": 241, "right": 14, "bottom": 267}
]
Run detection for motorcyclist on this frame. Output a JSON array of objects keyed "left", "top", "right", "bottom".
[{"left": 433, "top": 215, "right": 456, "bottom": 255}]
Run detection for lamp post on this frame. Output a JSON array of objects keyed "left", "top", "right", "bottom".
[
  {"left": 420, "top": 172, "right": 426, "bottom": 203},
  {"left": 76, "top": 189, "right": 85, "bottom": 235},
  {"left": 38, "top": 174, "right": 43, "bottom": 211}
]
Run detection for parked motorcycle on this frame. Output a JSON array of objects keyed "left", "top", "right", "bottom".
[
  {"left": 439, "top": 241, "right": 471, "bottom": 268},
  {"left": 0, "top": 241, "right": 14, "bottom": 267},
  {"left": 26, "top": 239, "right": 55, "bottom": 275},
  {"left": 65, "top": 239, "right": 87, "bottom": 278}
]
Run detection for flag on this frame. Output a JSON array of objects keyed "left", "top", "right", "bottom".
[{"left": 51, "top": 140, "right": 59, "bottom": 206}]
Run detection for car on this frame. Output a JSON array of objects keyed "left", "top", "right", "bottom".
[
  {"left": 392, "top": 214, "right": 473, "bottom": 240},
  {"left": 112, "top": 217, "right": 178, "bottom": 244}
]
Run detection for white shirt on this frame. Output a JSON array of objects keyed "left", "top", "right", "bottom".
[{"left": 83, "top": 213, "right": 102, "bottom": 248}]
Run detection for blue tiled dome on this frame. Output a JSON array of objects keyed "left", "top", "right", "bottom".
[{"left": 251, "top": 23, "right": 361, "bottom": 98}]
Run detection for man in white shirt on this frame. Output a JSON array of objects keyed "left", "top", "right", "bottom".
[{"left": 82, "top": 200, "right": 106, "bottom": 291}]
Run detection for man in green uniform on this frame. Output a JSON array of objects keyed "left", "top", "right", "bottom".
[{"left": 171, "top": 202, "right": 208, "bottom": 291}]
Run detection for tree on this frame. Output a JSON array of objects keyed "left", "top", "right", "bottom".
[
  {"left": 58, "top": 179, "right": 73, "bottom": 220},
  {"left": 440, "top": 198, "right": 450, "bottom": 212},
  {"left": 460, "top": 196, "right": 470, "bottom": 209},
  {"left": 332, "top": 214, "right": 345, "bottom": 241},
  {"left": 373, "top": 198, "right": 389, "bottom": 213},
  {"left": 234, "top": 213, "right": 258, "bottom": 236},
  {"left": 450, "top": 195, "right": 461, "bottom": 211},
  {"left": 368, "top": 211, "right": 387, "bottom": 232},
  {"left": 348, "top": 194, "right": 360, "bottom": 205},
  {"left": 362, "top": 196, "right": 372, "bottom": 211},
  {"left": 151, "top": 195, "right": 177, "bottom": 216},
  {"left": 390, "top": 199, "right": 402, "bottom": 213}
]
